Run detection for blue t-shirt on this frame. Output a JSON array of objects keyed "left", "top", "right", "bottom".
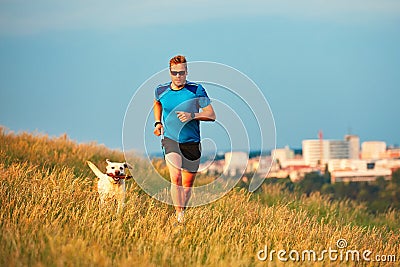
[{"left": 155, "top": 81, "right": 211, "bottom": 143}]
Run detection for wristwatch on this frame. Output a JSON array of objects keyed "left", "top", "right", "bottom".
[
  {"left": 190, "top": 112, "right": 195, "bottom": 119},
  {"left": 154, "top": 121, "right": 162, "bottom": 127}
]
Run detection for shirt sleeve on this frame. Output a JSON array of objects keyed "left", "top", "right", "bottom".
[
  {"left": 154, "top": 87, "right": 160, "bottom": 101},
  {"left": 196, "top": 84, "right": 211, "bottom": 108}
]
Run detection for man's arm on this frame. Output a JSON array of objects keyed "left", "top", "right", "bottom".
[
  {"left": 195, "top": 104, "right": 216, "bottom": 121},
  {"left": 153, "top": 100, "right": 164, "bottom": 136},
  {"left": 176, "top": 104, "right": 216, "bottom": 122}
]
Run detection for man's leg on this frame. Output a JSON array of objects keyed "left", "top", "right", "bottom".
[
  {"left": 182, "top": 170, "right": 196, "bottom": 208},
  {"left": 180, "top": 142, "right": 201, "bottom": 209},
  {"left": 165, "top": 152, "right": 184, "bottom": 213}
]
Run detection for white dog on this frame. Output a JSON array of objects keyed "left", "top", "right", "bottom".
[{"left": 87, "top": 159, "right": 133, "bottom": 214}]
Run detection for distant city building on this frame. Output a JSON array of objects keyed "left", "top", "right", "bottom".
[
  {"left": 198, "top": 159, "right": 224, "bottom": 175},
  {"left": 331, "top": 169, "right": 391, "bottom": 183},
  {"left": 375, "top": 159, "right": 400, "bottom": 171},
  {"left": 199, "top": 133, "right": 397, "bottom": 183},
  {"left": 302, "top": 140, "right": 328, "bottom": 167},
  {"left": 361, "top": 141, "right": 387, "bottom": 160},
  {"left": 302, "top": 136, "right": 354, "bottom": 166},
  {"left": 246, "top": 156, "right": 273, "bottom": 174},
  {"left": 272, "top": 146, "right": 294, "bottom": 163},
  {"left": 328, "top": 140, "right": 350, "bottom": 160},
  {"left": 380, "top": 148, "right": 400, "bottom": 159},
  {"left": 328, "top": 159, "right": 367, "bottom": 172},
  {"left": 345, "top": 135, "right": 360, "bottom": 159},
  {"left": 280, "top": 158, "right": 307, "bottom": 169},
  {"left": 224, "top": 151, "right": 249, "bottom": 176}
]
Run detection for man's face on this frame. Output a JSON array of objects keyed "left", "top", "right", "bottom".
[{"left": 170, "top": 63, "right": 187, "bottom": 88}]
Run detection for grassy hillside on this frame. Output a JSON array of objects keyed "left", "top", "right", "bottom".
[{"left": 1, "top": 127, "right": 399, "bottom": 266}]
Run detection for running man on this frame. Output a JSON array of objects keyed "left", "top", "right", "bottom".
[{"left": 153, "top": 55, "right": 216, "bottom": 223}]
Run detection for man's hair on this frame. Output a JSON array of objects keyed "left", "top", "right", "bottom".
[{"left": 169, "top": 55, "right": 187, "bottom": 69}]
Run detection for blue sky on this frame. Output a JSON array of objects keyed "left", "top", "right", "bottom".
[{"left": 1, "top": 1, "right": 399, "bottom": 153}]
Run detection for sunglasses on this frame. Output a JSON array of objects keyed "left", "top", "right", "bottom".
[{"left": 170, "top": 70, "right": 186, "bottom": 76}]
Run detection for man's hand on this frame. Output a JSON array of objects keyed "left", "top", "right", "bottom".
[
  {"left": 153, "top": 123, "right": 164, "bottom": 136},
  {"left": 176, "top": 111, "right": 192, "bottom": 123}
]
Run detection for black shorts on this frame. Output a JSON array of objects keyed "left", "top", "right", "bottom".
[{"left": 162, "top": 137, "right": 201, "bottom": 172}]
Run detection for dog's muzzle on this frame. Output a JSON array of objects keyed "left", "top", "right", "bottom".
[{"left": 107, "top": 173, "right": 133, "bottom": 183}]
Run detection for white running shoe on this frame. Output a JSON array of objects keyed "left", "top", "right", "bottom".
[{"left": 177, "top": 211, "right": 185, "bottom": 223}]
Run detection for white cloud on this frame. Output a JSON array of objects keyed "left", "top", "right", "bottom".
[{"left": 0, "top": 0, "right": 399, "bottom": 35}]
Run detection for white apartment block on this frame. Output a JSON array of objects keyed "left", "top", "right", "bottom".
[
  {"left": 302, "top": 140, "right": 329, "bottom": 167},
  {"left": 303, "top": 135, "right": 359, "bottom": 166}
]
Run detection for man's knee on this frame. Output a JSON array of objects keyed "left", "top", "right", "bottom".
[
  {"left": 182, "top": 180, "right": 194, "bottom": 188},
  {"left": 170, "top": 172, "right": 182, "bottom": 184}
]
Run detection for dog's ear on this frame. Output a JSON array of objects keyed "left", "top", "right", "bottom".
[
  {"left": 124, "top": 162, "right": 134, "bottom": 169},
  {"left": 106, "top": 159, "right": 111, "bottom": 164}
]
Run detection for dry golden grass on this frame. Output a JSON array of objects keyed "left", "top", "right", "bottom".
[{"left": 1, "top": 127, "right": 399, "bottom": 266}]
